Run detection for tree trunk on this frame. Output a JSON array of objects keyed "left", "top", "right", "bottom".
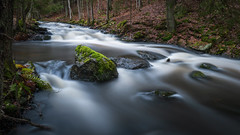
[
  {"left": 20, "top": 0, "right": 31, "bottom": 32},
  {"left": 91, "top": 0, "right": 94, "bottom": 25},
  {"left": 106, "top": 0, "right": 110, "bottom": 23},
  {"left": 65, "top": 0, "right": 68, "bottom": 17},
  {"left": 81, "top": 0, "right": 84, "bottom": 18},
  {"left": 138, "top": 0, "right": 142, "bottom": 9},
  {"left": 27, "top": 0, "right": 34, "bottom": 20},
  {"left": 97, "top": 0, "right": 100, "bottom": 11},
  {"left": 166, "top": 0, "right": 176, "bottom": 33},
  {"left": 68, "top": 0, "right": 72, "bottom": 20},
  {"left": 77, "top": 0, "right": 81, "bottom": 20},
  {"left": 21, "top": 0, "right": 27, "bottom": 32},
  {"left": 130, "top": 0, "right": 132, "bottom": 25},
  {"left": 0, "top": 0, "right": 15, "bottom": 110},
  {"left": 86, "top": 0, "right": 90, "bottom": 25},
  {"left": 136, "top": 0, "right": 137, "bottom": 9},
  {"left": 16, "top": 0, "right": 21, "bottom": 31}
]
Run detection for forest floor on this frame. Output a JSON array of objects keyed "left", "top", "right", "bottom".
[{"left": 43, "top": 0, "right": 240, "bottom": 58}]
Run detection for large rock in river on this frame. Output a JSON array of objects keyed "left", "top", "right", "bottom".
[
  {"left": 110, "top": 55, "right": 150, "bottom": 70},
  {"left": 70, "top": 45, "right": 118, "bottom": 82}
]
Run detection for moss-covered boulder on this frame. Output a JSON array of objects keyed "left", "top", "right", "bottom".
[{"left": 70, "top": 45, "right": 118, "bottom": 82}]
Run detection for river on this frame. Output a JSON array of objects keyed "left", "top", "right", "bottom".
[{"left": 10, "top": 22, "right": 240, "bottom": 135}]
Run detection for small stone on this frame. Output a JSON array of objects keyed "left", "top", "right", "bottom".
[
  {"left": 166, "top": 58, "right": 170, "bottom": 62},
  {"left": 199, "top": 63, "right": 219, "bottom": 71}
]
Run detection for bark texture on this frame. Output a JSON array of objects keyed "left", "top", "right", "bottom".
[
  {"left": 0, "top": 0, "right": 15, "bottom": 111},
  {"left": 106, "top": 0, "right": 110, "bottom": 22},
  {"left": 166, "top": 0, "right": 176, "bottom": 33}
]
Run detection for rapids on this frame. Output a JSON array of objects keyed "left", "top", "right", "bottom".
[{"left": 10, "top": 22, "right": 240, "bottom": 135}]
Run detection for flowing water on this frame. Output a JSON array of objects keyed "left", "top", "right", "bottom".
[{"left": 10, "top": 22, "right": 240, "bottom": 135}]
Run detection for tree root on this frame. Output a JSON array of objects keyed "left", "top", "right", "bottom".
[{"left": 0, "top": 111, "right": 51, "bottom": 130}]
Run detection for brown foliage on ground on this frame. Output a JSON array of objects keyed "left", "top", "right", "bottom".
[{"left": 44, "top": 0, "right": 240, "bottom": 58}]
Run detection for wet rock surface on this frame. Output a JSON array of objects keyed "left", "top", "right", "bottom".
[
  {"left": 199, "top": 63, "right": 219, "bottom": 71},
  {"left": 110, "top": 55, "right": 151, "bottom": 69},
  {"left": 137, "top": 50, "right": 166, "bottom": 61}
]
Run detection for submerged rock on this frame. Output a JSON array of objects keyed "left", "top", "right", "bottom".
[
  {"left": 154, "top": 90, "right": 177, "bottom": 98},
  {"left": 32, "top": 34, "right": 44, "bottom": 41},
  {"left": 190, "top": 70, "right": 209, "bottom": 80},
  {"left": 199, "top": 63, "right": 219, "bottom": 71},
  {"left": 31, "top": 35, "right": 51, "bottom": 41},
  {"left": 137, "top": 50, "right": 166, "bottom": 61},
  {"left": 110, "top": 55, "right": 150, "bottom": 69},
  {"left": 133, "top": 89, "right": 179, "bottom": 102},
  {"left": 43, "top": 35, "right": 51, "bottom": 40},
  {"left": 70, "top": 45, "right": 118, "bottom": 82}
]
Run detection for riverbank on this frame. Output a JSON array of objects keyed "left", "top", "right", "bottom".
[
  {"left": 42, "top": 0, "right": 240, "bottom": 58},
  {"left": 0, "top": 62, "right": 51, "bottom": 134}
]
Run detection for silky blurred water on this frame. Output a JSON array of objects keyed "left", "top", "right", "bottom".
[{"left": 10, "top": 22, "right": 240, "bottom": 135}]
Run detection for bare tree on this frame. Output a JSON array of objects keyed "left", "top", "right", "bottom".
[
  {"left": 136, "top": 0, "right": 142, "bottom": 9},
  {"left": 166, "top": 0, "right": 176, "bottom": 33},
  {"left": 106, "top": 0, "right": 110, "bottom": 23},
  {"left": 91, "top": 0, "right": 94, "bottom": 25},
  {"left": 68, "top": 0, "right": 72, "bottom": 20},
  {"left": 97, "top": 0, "right": 100, "bottom": 11},
  {"left": 86, "top": 0, "right": 90, "bottom": 25},
  {"left": 65, "top": 0, "right": 68, "bottom": 17},
  {"left": 77, "top": 0, "right": 81, "bottom": 20},
  {"left": 20, "top": 0, "right": 31, "bottom": 32},
  {"left": 130, "top": 0, "right": 132, "bottom": 25},
  {"left": 138, "top": 0, "right": 142, "bottom": 9}
]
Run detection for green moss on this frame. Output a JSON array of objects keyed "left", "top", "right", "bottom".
[
  {"left": 161, "top": 32, "right": 173, "bottom": 41},
  {"left": 193, "top": 41, "right": 204, "bottom": 47},
  {"left": 156, "top": 90, "right": 176, "bottom": 97},
  {"left": 199, "top": 63, "right": 218, "bottom": 71},
  {"left": 144, "top": 12, "right": 150, "bottom": 16},
  {"left": 190, "top": 71, "right": 207, "bottom": 79},
  {"left": 75, "top": 45, "right": 116, "bottom": 78},
  {"left": 218, "top": 27, "right": 229, "bottom": 38},
  {"left": 175, "top": 4, "right": 188, "bottom": 19},
  {"left": 77, "top": 19, "right": 86, "bottom": 25},
  {"left": 201, "top": 35, "right": 209, "bottom": 42},
  {"left": 68, "top": 20, "right": 76, "bottom": 24},
  {"left": 154, "top": 23, "right": 166, "bottom": 30},
  {"left": 18, "top": 19, "right": 24, "bottom": 31},
  {"left": 182, "top": 18, "right": 190, "bottom": 23},
  {"left": 117, "top": 20, "right": 127, "bottom": 29},
  {"left": 216, "top": 45, "right": 227, "bottom": 55},
  {"left": 224, "top": 40, "right": 234, "bottom": 46},
  {"left": 102, "top": 23, "right": 109, "bottom": 29},
  {"left": 230, "top": 45, "right": 240, "bottom": 58},
  {"left": 4, "top": 101, "right": 17, "bottom": 114},
  {"left": 19, "top": 64, "right": 51, "bottom": 90},
  {"left": 133, "top": 31, "right": 145, "bottom": 39}
]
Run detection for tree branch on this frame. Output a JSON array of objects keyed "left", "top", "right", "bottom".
[
  {"left": 0, "top": 111, "right": 51, "bottom": 130},
  {"left": 0, "top": 33, "right": 15, "bottom": 41}
]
